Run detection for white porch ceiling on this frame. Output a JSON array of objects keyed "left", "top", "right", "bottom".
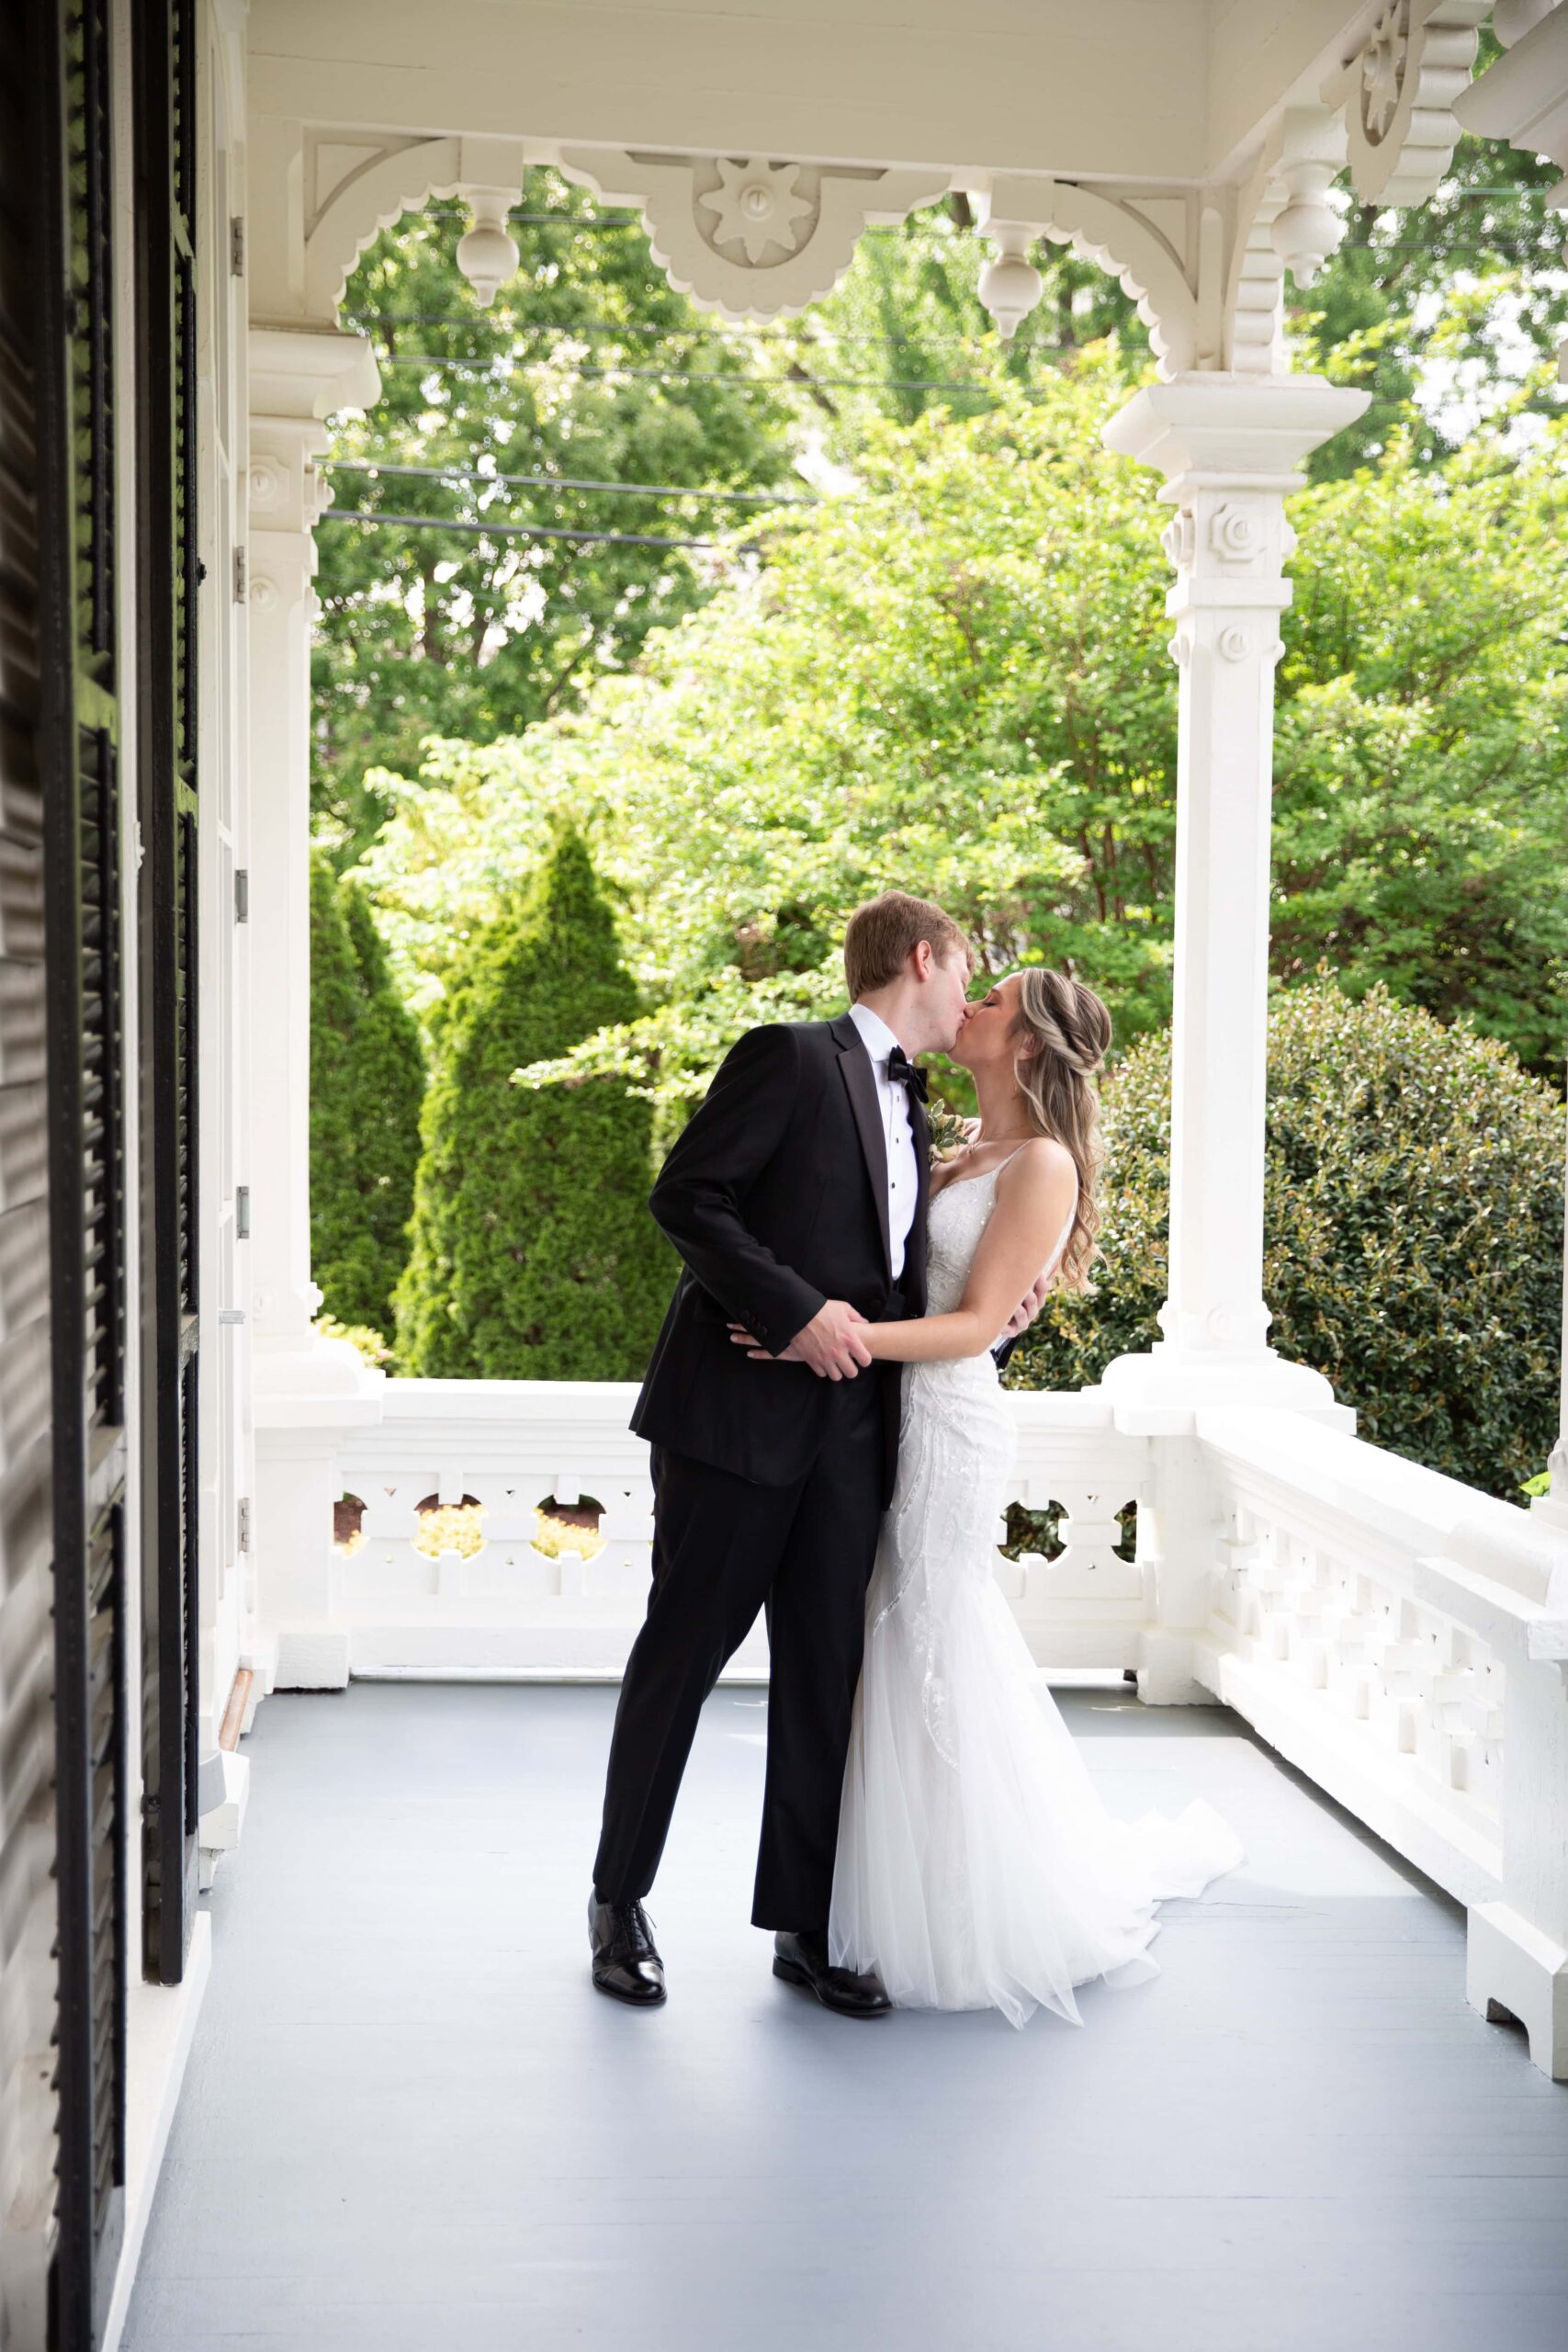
[{"left": 248, "top": 0, "right": 1382, "bottom": 189}]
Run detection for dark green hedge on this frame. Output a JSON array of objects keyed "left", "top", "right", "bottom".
[
  {"left": 393, "top": 829, "right": 672, "bottom": 1378},
  {"left": 1005, "top": 979, "right": 1564, "bottom": 1499},
  {"left": 310, "top": 854, "right": 426, "bottom": 1336}
]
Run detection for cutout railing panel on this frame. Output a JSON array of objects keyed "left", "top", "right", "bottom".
[{"left": 321, "top": 1378, "right": 1151, "bottom": 1679}]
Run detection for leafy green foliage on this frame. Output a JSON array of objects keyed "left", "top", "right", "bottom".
[
  {"left": 1005, "top": 979, "right": 1565, "bottom": 1501},
  {"left": 1297, "top": 96, "right": 1568, "bottom": 478},
  {"left": 309, "top": 854, "right": 426, "bottom": 1337},
  {"left": 392, "top": 831, "right": 671, "bottom": 1377},
  {"left": 313, "top": 169, "right": 800, "bottom": 862},
  {"left": 781, "top": 194, "right": 1148, "bottom": 452},
  {"left": 355, "top": 363, "right": 1568, "bottom": 1104},
  {"left": 1273, "top": 428, "right": 1568, "bottom": 1064}
]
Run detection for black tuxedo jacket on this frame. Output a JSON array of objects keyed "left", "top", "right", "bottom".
[{"left": 631, "top": 1015, "right": 930, "bottom": 1494}]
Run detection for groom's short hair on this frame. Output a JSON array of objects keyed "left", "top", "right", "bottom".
[{"left": 843, "top": 892, "right": 972, "bottom": 998}]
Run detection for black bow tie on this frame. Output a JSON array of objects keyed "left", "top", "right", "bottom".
[{"left": 886, "top": 1046, "right": 928, "bottom": 1103}]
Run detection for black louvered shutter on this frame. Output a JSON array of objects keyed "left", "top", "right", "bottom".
[
  {"left": 0, "top": 13, "right": 73, "bottom": 2346},
  {"left": 133, "top": 0, "right": 201, "bottom": 1987},
  {"left": 33, "top": 1, "right": 133, "bottom": 2343}
]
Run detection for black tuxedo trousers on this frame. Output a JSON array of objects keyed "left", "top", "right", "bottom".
[
  {"left": 593, "top": 1016, "right": 928, "bottom": 1930},
  {"left": 592, "top": 1381, "right": 887, "bottom": 1927}
]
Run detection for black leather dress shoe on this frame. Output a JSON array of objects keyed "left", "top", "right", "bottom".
[
  {"left": 589, "top": 1888, "right": 667, "bottom": 2006},
  {"left": 773, "top": 1928, "right": 892, "bottom": 2018}
]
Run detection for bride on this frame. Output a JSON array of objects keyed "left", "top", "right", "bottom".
[{"left": 744, "top": 967, "right": 1243, "bottom": 2028}]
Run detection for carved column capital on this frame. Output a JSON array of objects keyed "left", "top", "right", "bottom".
[{"left": 1102, "top": 372, "right": 1371, "bottom": 497}]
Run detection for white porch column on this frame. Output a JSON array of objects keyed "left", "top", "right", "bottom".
[
  {"left": 246, "top": 324, "right": 385, "bottom": 1690},
  {"left": 1096, "top": 374, "right": 1367, "bottom": 1423},
  {"left": 1094, "top": 375, "right": 1365, "bottom": 1705}
]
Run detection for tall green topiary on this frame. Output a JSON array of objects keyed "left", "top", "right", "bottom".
[
  {"left": 394, "top": 829, "right": 671, "bottom": 1378},
  {"left": 310, "top": 853, "right": 426, "bottom": 1337},
  {"left": 1006, "top": 978, "right": 1565, "bottom": 1500}
]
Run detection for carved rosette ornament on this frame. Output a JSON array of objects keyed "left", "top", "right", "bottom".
[
  {"left": 555, "top": 147, "right": 950, "bottom": 322},
  {"left": 696, "top": 158, "right": 816, "bottom": 266},
  {"left": 1360, "top": 2, "right": 1412, "bottom": 141}
]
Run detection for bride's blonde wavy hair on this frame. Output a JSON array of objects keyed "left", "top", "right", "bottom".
[{"left": 1009, "top": 967, "right": 1112, "bottom": 1295}]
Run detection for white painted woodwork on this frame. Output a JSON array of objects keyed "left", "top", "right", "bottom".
[
  {"left": 244, "top": 322, "right": 389, "bottom": 1709},
  {"left": 313, "top": 1381, "right": 1149, "bottom": 1682},
  {"left": 1097, "top": 375, "right": 1367, "bottom": 1416},
  {"left": 1193, "top": 1406, "right": 1568, "bottom": 2078}
]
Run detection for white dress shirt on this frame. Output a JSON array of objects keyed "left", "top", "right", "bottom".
[{"left": 847, "top": 1001, "right": 920, "bottom": 1283}]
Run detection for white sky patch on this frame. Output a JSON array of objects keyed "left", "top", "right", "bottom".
[
  {"left": 1411, "top": 268, "right": 1568, "bottom": 445},
  {"left": 793, "top": 424, "right": 859, "bottom": 498}
]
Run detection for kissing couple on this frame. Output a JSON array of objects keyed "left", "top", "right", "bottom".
[{"left": 590, "top": 892, "right": 1242, "bottom": 2028}]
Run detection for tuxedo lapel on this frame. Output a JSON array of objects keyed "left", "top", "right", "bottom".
[{"left": 831, "top": 1015, "right": 892, "bottom": 1281}]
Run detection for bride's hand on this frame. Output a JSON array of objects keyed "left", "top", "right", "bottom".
[
  {"left": 728, "top": 1320, "right": 800, "bottom": 1363},
  {"left": 999, "top": 1269, "right": 1052, "bottom": 1340}
]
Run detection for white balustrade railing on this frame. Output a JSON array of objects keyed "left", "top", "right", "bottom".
[
  {"left": 256, "top": 1371, "right": 1568, "bottom": 2076},
  {"left": 322, "top": 1377, "right": 1151, "bottom": 1679},
  {"left": 1189, "top": 1407, "right": 1568, "bottom": 2075}
]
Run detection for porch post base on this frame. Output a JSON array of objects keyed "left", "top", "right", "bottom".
[
  {"left": 271, "top": 1623, "right": 352, "bottom": 1692},
  {"left": 1135, "top": 1628, "right": 1211, "bottom": 1707},
  {"left": 1100, "top": 1343, "right": 1353, "bottom": 1431},
  {"left": 1466, "top": 1900, "right": 1568, "bottom": 2079},
  {"left": 253, "top": 1339, "right": 383, "bottom": 1689}
]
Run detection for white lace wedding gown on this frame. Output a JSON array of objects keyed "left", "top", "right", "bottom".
[{"left": 829, "top": 1159, "right": 1245, "bottom": 2028}]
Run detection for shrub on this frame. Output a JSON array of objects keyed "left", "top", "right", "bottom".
[
  {"left": 1005, "top": 978, "right": 1564, "bottom": 1499},
  {"left": 310, "top": 854, "right": 426, "bottom": 1335},
  {"left": 393, "top": 829, "right": 672, "bottom": 1378}
]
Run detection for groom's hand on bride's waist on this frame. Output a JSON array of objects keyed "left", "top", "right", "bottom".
[{"left": 726, "top": 1298, "right": 871, "bottom": 1379}]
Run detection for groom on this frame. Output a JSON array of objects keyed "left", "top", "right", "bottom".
[{"left": 589, "top": 892, "right": 1039, "bottom": 2016}]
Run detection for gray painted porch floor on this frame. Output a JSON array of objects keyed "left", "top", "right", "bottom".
[{"left": 124, "top": 1679, "right": 1568, "bottom": 2352}]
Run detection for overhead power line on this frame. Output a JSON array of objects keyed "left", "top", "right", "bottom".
[
  {"left": 369, "top": 352, "right": 1015, "bottom": 393},
  {"left": 319, "top": 508, "right": 747, "bottom": 552},
  {"left": 342, "top": 310, "right": 1028, "bottom": 352},
  {"left": 324, "top": 457, "right": 815, "bottom": 506}
]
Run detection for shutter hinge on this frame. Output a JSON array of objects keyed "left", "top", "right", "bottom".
[
  {"left": 236, "top": 1185, "right": 251, "bottom": 1239},
  {"left": 231, "top": 215, "right": 245, "bottom": 277},
  {"left": 234, "top": 867, "right": 249, "bottom": 922},
  {"left": 217, "top": 1306, "right": 246, "bottom": 1325},
  {"left": 237, "top": 1498, "right": 251, "bottom": 1554},
  {"left": 233, "top": 547, "right": 247, "bottom": 604}
]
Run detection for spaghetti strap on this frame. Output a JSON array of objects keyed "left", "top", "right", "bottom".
[{"left": 991, "top": 1142, "right": 1032, "bottom": 1179}]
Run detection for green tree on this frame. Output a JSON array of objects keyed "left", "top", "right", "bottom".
[
  {"left": 775, "top": 193, "right": 1147, "bottom": 454},
  {"left": 393, "top": 830, "right": 670, "bottom": 1377},
  {"left": 355, "top": 361, "right": 1568, "bottom": 1100},
  {"left": 1296, "top": 65, "right": 1568, "bottom": 478},
  {"left": 310, "top": 853, "right": 426, "bottom": 1336},
  {"left": 312, "top": 134, "right": 1567, "bottom": 867},
  {"left": 1005, "top": 979, "right": 1565, "bottom": 1501},
  {"left": 314, "top": 169, "right": 801, "bottom": 862}
]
